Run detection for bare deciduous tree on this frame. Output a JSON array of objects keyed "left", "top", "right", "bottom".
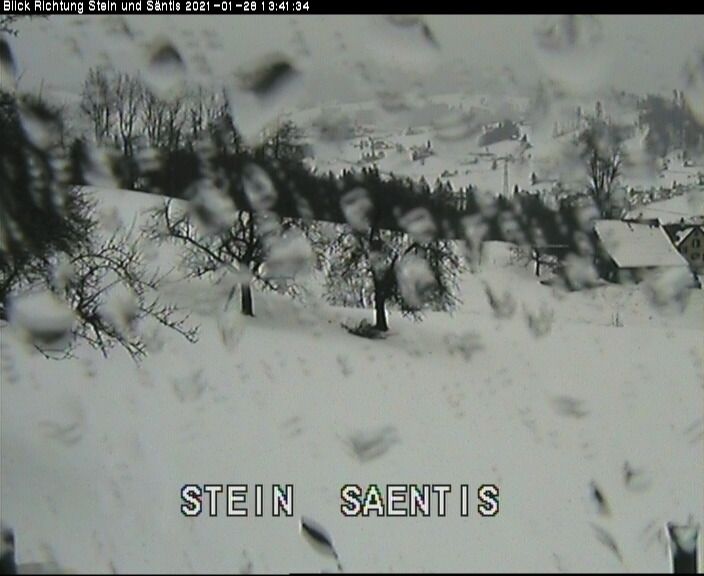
[
  {"left": 141, "top": 89, "right": 166, "bottom": 148},
  {"left": 324, "top": 226, "right": 461, "bottom": 334},
  {"left": 57, "top": 224, "right": 199, "bottom": 360},
  {"left": 80, "top": 67, "right": 114, "bottom": 145},
  {"left": 162, "top": 97, "right": 186, "bottom": 152},
  {"left": 186, "top": 85, "right": 218, "bottom": 144},
  {"left": 578, "top": 119, "right": 624, "bottom": 219},
  {"left": 148, "top": 200, "right": 284, "bottom": 317},
  {"left": 113, "top": 72, "right": 143, "bottom": 157},
  {"left": 263, "top": 119, "right": 307, "bottom": 161}
]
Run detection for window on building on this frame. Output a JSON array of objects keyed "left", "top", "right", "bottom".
[{"left": 693, "top": 239, "right": 701, "bottom": 248}]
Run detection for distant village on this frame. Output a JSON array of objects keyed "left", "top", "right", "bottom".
[{"left": 293, "top": 90, "right": 704, "bottom": 286}]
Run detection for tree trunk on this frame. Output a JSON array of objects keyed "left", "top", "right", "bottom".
[
  {"left": 370, "top": 229, "right": 390, "bottom": 332},
  {"left": 240, "top": 283, "right": 254, "bottom": 317},
  {"left": 534, "top": 249, "right": 541, "bottom": 277},
  {"left": 373, "top": 285, "right": 388, "bottom": 332}
]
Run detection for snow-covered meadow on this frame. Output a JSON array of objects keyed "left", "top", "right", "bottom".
[
  {"left": 3, "top": 12, "right": 704, "bottom": 574},
  {"left": 1, "top": 187, "right": 702, "bottom": 572}
]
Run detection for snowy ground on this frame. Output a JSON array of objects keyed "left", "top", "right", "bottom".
[{"left": 1, "top": 188, "right": 703, "bottom": 573}]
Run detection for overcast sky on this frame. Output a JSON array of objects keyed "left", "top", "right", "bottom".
[{"left": 5, "top": 15, "right": 704, "bottom": 106}]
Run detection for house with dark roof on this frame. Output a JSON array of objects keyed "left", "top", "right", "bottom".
[
  {"left": 478, "top": 120, "right": 520, "bottom": 147},
  {"left": 676, "top": 226, "right": 704, "bottom": 272}
]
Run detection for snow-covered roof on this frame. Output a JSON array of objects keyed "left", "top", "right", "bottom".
[{"left": 594, "top": 220, "right": 689, "bottom": 268}]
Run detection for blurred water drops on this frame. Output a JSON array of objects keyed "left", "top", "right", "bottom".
[
  {"left": 96, "top": 49, "right": 115, "bottom": 69},
  {"left": 590, "top": 523, "right": 623, "bottom": 563},
  {"left": 588, "top": 481, "right": 611, "bottom": 516},
  {"left": 385, "top": 15, "right": 440, "bottom": 48},
  {"left": 51, "top": 254, "right": 76, "bottom": 292},
  {"left": 150, "top": 39, "right": 185, "bottom": 73},
  {"left": 62, "top": 36, "right": 82, "bottom": 58},
  {"left": 39, "top": 395, "right": 86, "bottom": 446},
  {"left": 48, "top": 150, "right": 73, "bottom": 192},
  {"left": 562, "top": 254, "right": 601, "bottom": 291},
  {"left": 552, "top": 395, "right": 588, "bottom": 419},
  {"left": 255, "top": 212, "right": 284, "bottom": 247},
  {"left": 97, "top": 205, "right": 124, "bottom": 234},
  {"left": 299, "top": 516, "right": 342, "bottom": 570},
  {"left": 535, "top": 15, "right": 602, "bottom": 53},
  {"left": 8, "top": 290, "right": 75, "bottom": 350},
  {"left": 432, "top": 109, "right": 481, "bottom": 143},
  {"left": 290, "top": 26, "right": 311, "bottom": 59},
  {"left": 620, "top": 133, "right": 660, "bottom": 183},
  {"left": 134, "top": 145, "right": 162, "bottom": 179},
  {"left": 682, "top": 48, "right": 704, "bottom": 125},
  {"left": 311, "top": 109, "right": 356, "bottom": 144},
  {"left": 229, "top": 53, "right": 306, "bottom": 142},
  {"left": 99, "top": 283, "right": 140, "bottom": 336},
  {"left": 533, "top": 15, "right": 608, "bottom": 94},
  {"left": 187, "top": 180, "right": 239, "bottom": 236},
  {"left": 172, "top": 368, "right": 208, "bottom": 402},
  {"left": 82, "top": 147, "right": 121, "bottom": 190},
  {"left": 444, "top": 331, "right": 483, "bottom": 361},
  {"left": 375, "top": 89, "right": 412, "bottom": 116},
  {"left": 0, "top": 34, "right": 17, "bottom": 83},
  {"left": 238, "top": 54, "right": 299, "bottom": 98},
  {"left": 396, "top": 253, "right": 438, "bottom": 309},
  {"left": 103, "top": 15, "right": 134, "bottom": 40},
  {"left": 144, "top": 38, "right": 187, "bottom": 98},
  {"left": 484, "top": 282, "right": 517, "bottom": 319},
  {"left": 365, "top": 16, "right": 441, "bottom": 73},
  {"left": 643, "top": 267, "right": 695, "bottom": 312},
  {"left": 524, "top": 302, "right": 554, "bottom": 337},
  {"left": 18, "top": 101, "right": 61, "bottom": 150},
  {"left": 345, "top": 425, "right": 399, "bottom": 462},
  {"left": 623, "top": 461, "right": 651, "bottom": 492},
  {"left": 262, "top": 232, "right": 314, "bottom": 280}
]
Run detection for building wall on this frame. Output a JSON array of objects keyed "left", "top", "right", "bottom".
[{"left": 678, "top": 227, "right": 704, "bottom": 271}]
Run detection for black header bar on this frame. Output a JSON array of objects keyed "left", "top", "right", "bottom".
[{"left": 1, "top": 2, "right": 689, "bottom": 15}]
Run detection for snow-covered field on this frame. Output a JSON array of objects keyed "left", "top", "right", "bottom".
[{"left": 1, "top": 188, "right": 702, "bottom": 573}]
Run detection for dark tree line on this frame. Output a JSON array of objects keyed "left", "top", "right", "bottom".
[
  {"left": 639, "top": 91, "right": 704, "bottom": 158},
  {"left": 0, "top": 89, "right": 198, "bottom": 359}
]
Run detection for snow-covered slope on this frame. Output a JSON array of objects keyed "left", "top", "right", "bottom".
[
  {"left": 626, "top": 187, "right": 704, "bottom": 225},
  {"left": 1, "top": 188, "right": 702, "bottom": 573},
  {"left": 296, "top": 91, "right": 704, "bottom": 198}
]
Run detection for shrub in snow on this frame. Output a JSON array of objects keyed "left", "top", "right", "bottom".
[{"left": 342, "top": 319, "right": 387, "bottom": 340}]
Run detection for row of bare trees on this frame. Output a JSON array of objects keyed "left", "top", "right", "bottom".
[{"left": 80, "top": 67, "right": 242, "bottom": 158}]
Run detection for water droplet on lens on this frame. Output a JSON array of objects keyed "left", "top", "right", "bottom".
[
  {"left": 533, "top": 15, "right": 608, "bottom": 94},
  {"left": 0, "top": 35, "right": 17, "bottom": 82}
]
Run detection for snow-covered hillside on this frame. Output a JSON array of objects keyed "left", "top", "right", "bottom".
[
  {"left": 291, "top": 91, "right": 704, "bottom": 198},
  {"left": 626, "top": 187, "right": 704, "bottom": 225},
  {"left": 1, "top": 188, "right": 702, "bottom": 572}
]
